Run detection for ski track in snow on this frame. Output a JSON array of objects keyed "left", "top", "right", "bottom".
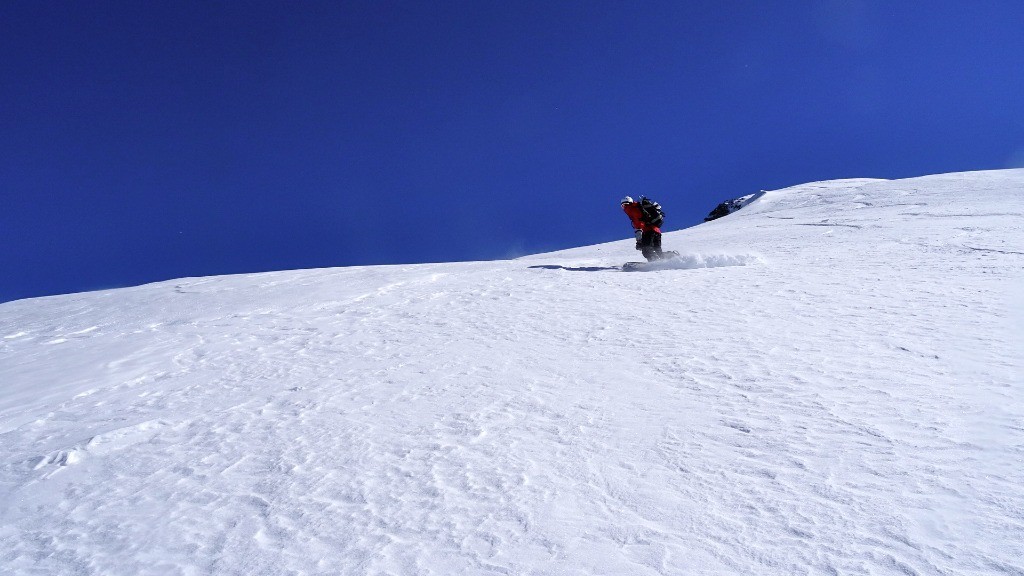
[{"left": 1, "top": 170, "right": 1023, "bottom": 575}]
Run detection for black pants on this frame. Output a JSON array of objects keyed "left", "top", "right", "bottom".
[{"left": 640, "top": 230, "right": 663, "bottom": 261}]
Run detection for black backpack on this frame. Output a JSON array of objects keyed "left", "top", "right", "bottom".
[{"left": 639, "top": 197, "right": 664, "bottom": 227}]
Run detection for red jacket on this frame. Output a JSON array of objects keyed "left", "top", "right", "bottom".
[{"left": 623, "top": 202, "right": 661, "bottom": 233}]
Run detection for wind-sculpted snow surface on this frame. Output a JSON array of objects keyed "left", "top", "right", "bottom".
[{"left": 1, "top": 170, "right": 1022, "bottom": 575}]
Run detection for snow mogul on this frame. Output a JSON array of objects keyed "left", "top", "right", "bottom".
[{"left": 620, "top": 195, "right": 667, "bottom": 261}]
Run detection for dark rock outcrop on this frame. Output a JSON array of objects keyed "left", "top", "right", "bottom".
[{"left": 703, "top": 191, "right": 765, "bottom": 222}]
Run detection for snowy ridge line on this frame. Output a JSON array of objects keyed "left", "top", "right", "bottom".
[{"left": 1, "top": 169, "right": 1023, "bottom": 575}]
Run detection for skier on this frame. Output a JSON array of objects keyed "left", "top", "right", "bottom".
[{"left": 620, "top": 195, "right": 665, "bottom": 261}]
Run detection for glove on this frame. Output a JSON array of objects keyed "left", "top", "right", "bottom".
[{"left": 634, "top": 229, "right": 643, "bottom": 249}]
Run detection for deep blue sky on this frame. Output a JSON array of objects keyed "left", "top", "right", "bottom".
[{"left": 3, "top": 1, "right": 1023, "bottom": 302}]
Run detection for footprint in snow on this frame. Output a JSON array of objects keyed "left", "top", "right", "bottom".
[{"left": 723, "top": 420, "right": 752, "bottom": 434}]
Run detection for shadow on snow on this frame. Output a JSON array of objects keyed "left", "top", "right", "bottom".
[{"left": 527, "top": 265, "right": 621, "bottom": 272}]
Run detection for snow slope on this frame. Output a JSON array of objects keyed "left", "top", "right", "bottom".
[{"left": 1, "top": 170, "right": 1022, "bottom": 575}]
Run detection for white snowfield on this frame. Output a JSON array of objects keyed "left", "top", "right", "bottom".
[{"left": 2, "top": 170, "right": 1023, "bottom": 575}]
